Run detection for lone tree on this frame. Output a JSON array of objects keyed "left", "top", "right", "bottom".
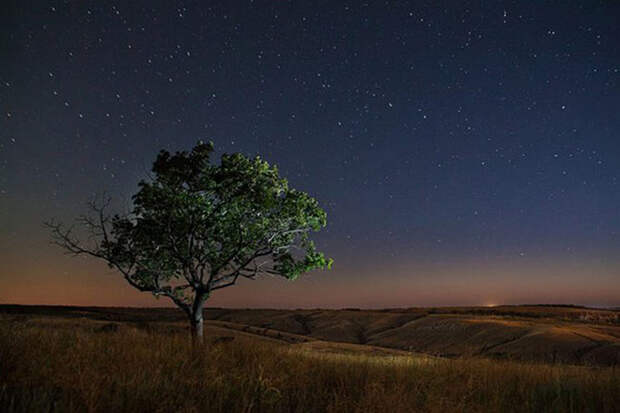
[{"left": 47, "top": 142, "right": 332, "bottom": 341}]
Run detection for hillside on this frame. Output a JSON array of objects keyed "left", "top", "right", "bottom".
[
  {"left": 205, "top": 306, "right": 620, "bottom": 365},
  {"left": 2, "top": 311, "right": 618, "bottom": 413},
  {"left": 1, "top": 304, "right": 618, "bottom": 366}
]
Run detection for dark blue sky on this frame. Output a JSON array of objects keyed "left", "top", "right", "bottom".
[{"left": 1, "top": 1, "right": 620, "bottom": 308}]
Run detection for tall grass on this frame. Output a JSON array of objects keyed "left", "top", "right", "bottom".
[{"left": 0, "top": 319, "right": 617, "bottom": 413}]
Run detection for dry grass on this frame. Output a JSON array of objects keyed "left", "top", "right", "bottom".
[
  {"left": 0, "top": 317, "right": 618, "bottom": 413},
  {"left": 3, "top": 305, "right": 619, "bottom": 365},
  {"left": 206, "top": 308, "right": 620, "bottom": 365}
]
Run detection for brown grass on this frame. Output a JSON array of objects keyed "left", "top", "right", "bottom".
[
  {"left": 3, "top": 305, "right": 619, "bottom": 365},
  {"left": 204, "top": 308, "right": 620, "bottom": 365},
  {"left": 0, "top": 316, "right": 618, "bottom": 413}
]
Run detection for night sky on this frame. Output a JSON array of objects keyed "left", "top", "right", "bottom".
[{"left": 2, "top": 1, "right": 620, "bottom": 308}]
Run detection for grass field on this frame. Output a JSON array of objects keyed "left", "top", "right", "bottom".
[
  {"left": 0, "top": 306, "right": 619, "bottom": 412},
  {"left": 4, "top": 304, "right": 618, "bottom": 365},
  {"left": 204, "top": 306, "right": 620, "bottom": 366}
]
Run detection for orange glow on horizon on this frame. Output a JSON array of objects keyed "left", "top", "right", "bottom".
[{"left": 2, "top": 253, "right": 620, "bottom": 309}]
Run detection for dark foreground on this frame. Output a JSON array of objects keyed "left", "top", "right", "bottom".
[{"left": 0, "top": 306, "right": 619, "bottom": 412}]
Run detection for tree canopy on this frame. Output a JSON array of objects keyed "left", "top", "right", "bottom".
[{"left": 48, "top": 142, "right": 332, "bottom": 338}]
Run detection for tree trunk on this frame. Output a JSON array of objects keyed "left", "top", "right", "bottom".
[
  {"left": 189, "top": 293, "right": 207, "bottom": 344},
  {"left": 190, "top": 316, "right": 204, "bottom": 343}
]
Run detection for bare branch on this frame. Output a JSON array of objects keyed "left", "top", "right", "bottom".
[{"left": 210, "top": 273, "right": 240, "bottom": 290}]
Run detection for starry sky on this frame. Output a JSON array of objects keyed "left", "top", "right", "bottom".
[{"left": 2, "top": 1, "right": 620, "bottom": 309}]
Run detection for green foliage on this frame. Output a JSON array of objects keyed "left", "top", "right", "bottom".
[{"left": 99, "top": 142, "right": 331, "bottom": 310}]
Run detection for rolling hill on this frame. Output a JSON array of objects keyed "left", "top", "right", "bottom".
[{"left": 1, "top": 304, "right": 618, "bottom": 366}]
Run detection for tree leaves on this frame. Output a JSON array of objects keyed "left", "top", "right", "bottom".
[{"left": 51, "top": 142, "right": 332, "bottom": 315}]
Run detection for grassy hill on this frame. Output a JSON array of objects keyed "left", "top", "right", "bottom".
[
  {"left": 2, "top": 304, "right": 618, "bottom": 366},
  {"left": 0, "top": 306, "right": 619, "bottom": 412},
  {"left": 205, "top": 306, "right": 620, "bottom": 366}
]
